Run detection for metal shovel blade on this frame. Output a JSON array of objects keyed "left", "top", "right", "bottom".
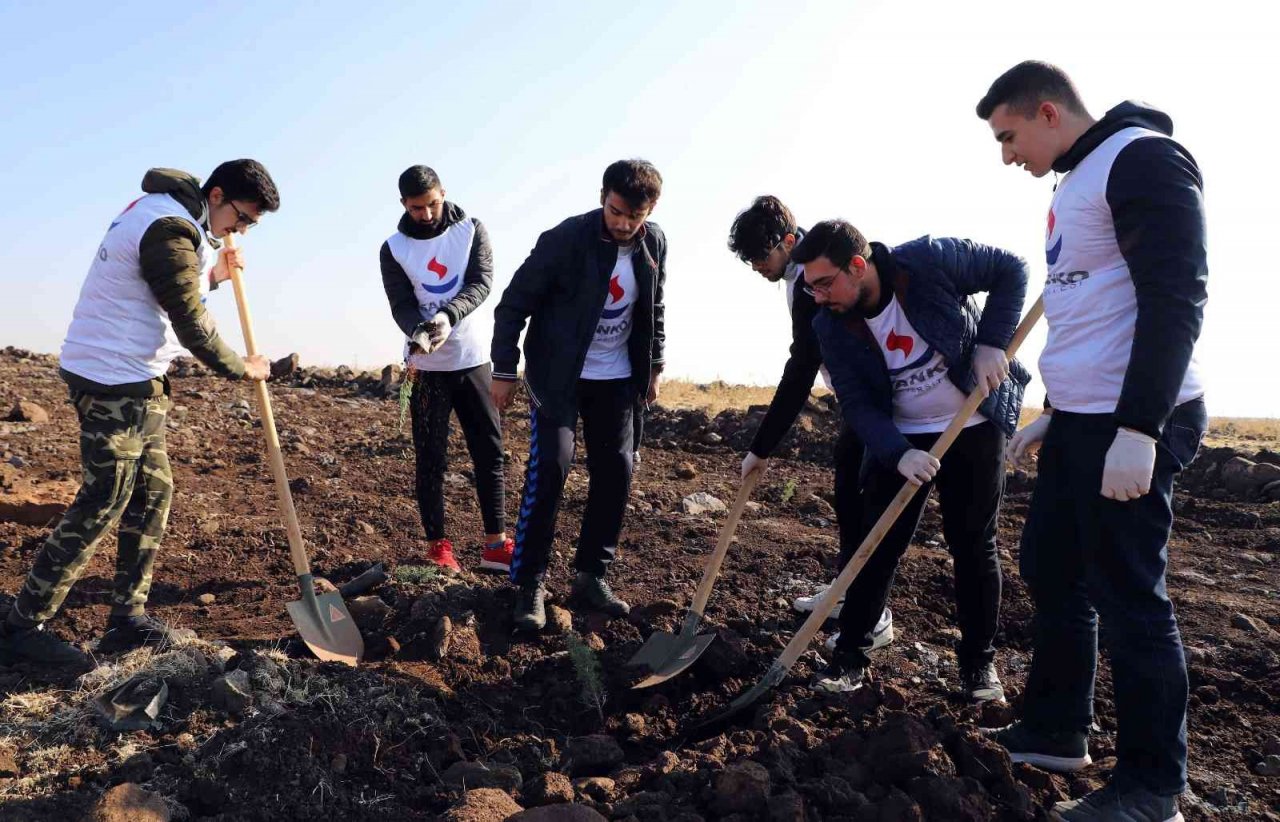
[
  {"left": 628, "top": 629, "right": 718, "bottom": 689},
  {"left": 286, "top": 573, "right": 364, "bottom": 666}
]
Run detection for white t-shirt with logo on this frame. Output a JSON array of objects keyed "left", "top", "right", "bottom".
[
  {"left": 1041, "top": 126, "right": 1203, "bottom": 412},
  {"left": 863, "top": 296, "right": 984, "bottom": 434},
  {"left": 581, "top": 246, "right": 636, "bottom": 380}
]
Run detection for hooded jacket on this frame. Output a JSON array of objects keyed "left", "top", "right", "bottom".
[{"left": 1045, "top": 101, "right": 1207, "bottom": 437}]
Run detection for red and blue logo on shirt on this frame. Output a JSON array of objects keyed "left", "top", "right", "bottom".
[
  {"left": 421, "top": 257, "right": 459, "bottom": 294},
  {"left": 601, "top": 274, "right": 630, "bottom": 319},
  {"left": 1045, "top": 208, "right": 1063, "bottom": 266},
  {"left": 108, "top": 198, "right": 143, "bottom": 231}
]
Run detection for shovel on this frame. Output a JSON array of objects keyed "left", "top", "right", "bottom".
[
  {"left": 628, "top": 466, "right": 764, "bottom": 688},
  {"left": 686, "top": 296, "right": 1045, "bottom": 739},
  {"left": 225, "top": 235, "right": 364, "bottom": 666}
]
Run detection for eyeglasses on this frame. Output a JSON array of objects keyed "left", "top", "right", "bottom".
[
  {"left": 802, "top": 267, "right": 850, "bottom": 298},
  {"left": 748, "top": 238, "right": 784, "bottom": 271},
  {"left": 227, "top": 200, "right": 258, "bottom": 229}
]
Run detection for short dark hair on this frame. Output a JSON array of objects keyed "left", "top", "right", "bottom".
[
  {"left": 202, "top": 159, "right": 280, "bottom": 212},
  {"left": 398, "top": 165, "right": 442, "bottom": 198},
  {"left": 602, "top": 159, "right": 662, "bottom": 208},
  {"left": 976, "top": 60, "right": 1088, "bottom": 120},
  {"left": 727, "top": 195, "right": 797, "bottom": 263},
  {"left": 790, "top": 219, "right": 870, "bottom": 270}
]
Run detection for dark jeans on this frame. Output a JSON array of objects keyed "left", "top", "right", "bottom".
[
  {"left": 1019, "top": 397, "right": 1207, "bottom": 797},
  {"left": 409, "top": 364, "right": 505, "bottom": 540},
  {"left": 510, "top": 379, "right": 634, "bottom": 585},
  {"left": 835, "top": 421, "right": 1006, "bottom": 670}
]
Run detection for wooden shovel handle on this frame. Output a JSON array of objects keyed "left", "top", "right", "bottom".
[
  {"left": 686, "top": 467, "right": 764, "bottom": 627},
  {"left": 225, "top": 235, "right": 312, "bottom": 578},
  {"left": 773, "top": 296, "right": 1045, "bottom": 672}
]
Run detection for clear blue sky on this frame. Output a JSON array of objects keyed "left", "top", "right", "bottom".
[{"left": 1, "top": 1, "right": 1274, "bottom": 416}]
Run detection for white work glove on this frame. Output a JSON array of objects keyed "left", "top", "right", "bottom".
[
  {"left": 423, "top": 312, "right": 453, "bottom": 349},
  {"left": 411, "top": 313, "right": 452, "bottom": 354},
  {"left": 1007, "top": 413, "right": 1052, "bottom": 463},
  {"left": 971, "top": 344, "right": 1010, "bottom": 398},
  {"left": 1101, "top": 427, "right": 1157, "bottom": 501},
  {"left": 897, "top": 449, "right": 940, "bottom": 485},
  {"left": 742, "top": 452, "right": 768, "bottom": 481}
]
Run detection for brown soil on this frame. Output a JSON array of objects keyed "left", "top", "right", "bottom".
[{"left": 1, "top": 348, "right": 1278, "bottom": 821}]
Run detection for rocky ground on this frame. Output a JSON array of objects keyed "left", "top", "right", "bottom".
[{"left": 1, "top": 346, "right": 1278, "bottom": 822}]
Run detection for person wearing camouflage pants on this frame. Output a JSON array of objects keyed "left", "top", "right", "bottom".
[
  {"left": 12, "top": 392, "right": 174, "bottom": 629},
  {"left": 0, "top": 160, "right": 280, "bottom": 669}
]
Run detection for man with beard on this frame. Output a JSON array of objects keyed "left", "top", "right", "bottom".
[
  {"left": 491, "top": 159, "right": 666, "bottom": 631},
  {"left": 380, "top": 165, "right": 511, "bottom": 575},
  {"left": 798, "top": 220, "right": 1029, "bottom": 703}
]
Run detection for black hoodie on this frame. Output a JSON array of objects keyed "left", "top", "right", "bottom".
[{"left": 1052, "top": 101, "right": 1207, "bottom": 438}]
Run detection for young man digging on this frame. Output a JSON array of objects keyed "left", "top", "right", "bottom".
[
  {"left": 726, "top": 195, "right": 891, "bottom": 657},
  {"left": 799, "top": 219, "right": 1030, "bottom": 703},
  {"left": 0, "top": 161, "right": 278, "bottom": 668}
]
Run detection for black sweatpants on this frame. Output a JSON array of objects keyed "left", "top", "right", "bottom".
[
  {"left": 409, "top": 363, "right": 505, "bottom": 540},
  {"left": 510, "top": 379, "right": 634, "bottom": 586},
  {"left": 835, "top": 421, "right": 1006, "bottom": 670}
]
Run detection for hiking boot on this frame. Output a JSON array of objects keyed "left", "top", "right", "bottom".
[
  {"left": 0, "top": 621, "right": 92, "bottom": 669},
  {"left": 824, "top": 608, "right": 894, "bottom": 653},
  {"left": 961, "top": 661, "right": 1006, "bottom": 703},
  {"left": 479, "top": 538, "right": 515, "bottom": 574},
  {"left": 811, "top": 653, "right": 867, "bottom": 694},
  {"left": 98, "top": 613, "right": 196, "bottom": 654},
  {"left": 427, "top": 539, "right": 461, "bottom": 575},
  {"left": 1050, "top": 783, "right": 1183, "bottom": 822},
  {"left": 570, "top": 572, "right": 630, "bottom": 617},
  {"left": 986, "top": 721, "right": 1092, "bottom": 772},
  {"left": 512, "top": 582, "right": 547, "bottom": 632},
  {"left": 793, "top": 583, "right": 843, "bottom": 618}
]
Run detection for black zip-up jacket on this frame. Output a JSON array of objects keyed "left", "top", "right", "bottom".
[
  {"left": 1051, "top": 101, "right": 1207, "bottom": 438},
  {"left": 379, "top": 202, "right": 494, "bottom": 337},
  {"left": 748, "top": 228, "right": 829, "bottom": 458},
  {"left": 491, "top": 208, "right": 667, "bottom": 426}
]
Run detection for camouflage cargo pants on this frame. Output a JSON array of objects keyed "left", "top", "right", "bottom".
[{"left": 10, "top": 389, "right": 173, "bottom": 626}]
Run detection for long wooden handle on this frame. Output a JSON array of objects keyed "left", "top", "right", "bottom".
[
  {"left": 772, "top": 296, "right": 1045, "bottom": 672},
  {"left": 225, "top": 235, "right": 312, "bottom": 578},
  {"left": 683, "top": 467, "right": 764, "bottom": 632}
]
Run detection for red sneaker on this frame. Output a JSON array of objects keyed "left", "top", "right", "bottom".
[
  {"left": 479, "top": 538, "right": 514, "bottom": 574},
  {"left": 427, "top": 539, "right": 461, "bottom": 574}
]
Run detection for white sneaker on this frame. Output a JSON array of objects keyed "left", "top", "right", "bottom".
[
  {"left": 824, "top": 608, "right": 894, "bottom": 653},
  {"left": 792, "top": 584, "right": 843, "bottom": 618}
]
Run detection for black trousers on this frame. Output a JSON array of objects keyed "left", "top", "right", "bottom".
[
  {"left": 510, "top": 379, "right": 634, "bottom": 585},
  {"left": 409, "top": 363, "right": 505, "bottom": 540},
  {"left": 835, "top": 421, "right": 1006, "bottom": 670},
  {"left": 1019, "top": 399, "right": 1206, "bottom": 796},
  {"left": 833, "top": 422, "right": 866, "bottom": 569}
]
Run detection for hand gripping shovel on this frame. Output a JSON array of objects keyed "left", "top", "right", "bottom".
[
  {"left": 628, "top": 466, "right": 764, "bottom": 688},
  {"left": 686, "top": 297, "right": 1044, "bottom": 739},
  {"left": 226, "top": 236, "right": 364, "bottom": 666}
]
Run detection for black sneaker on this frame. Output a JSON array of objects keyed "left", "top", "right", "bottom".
[
  {"left": 512, "top": 582, "right": 547, "bottom": 632},
  {"left": 97, "top": 614, "right": 196, "bottom": 654},
  {"left": 0, "top": 621, "right": 93, "bottom": 669},
  {"left": 961, "top": 661, "right": 1006, "bottom": 703},
  {"left": 1050, "top": 783, "right": 1183, "bottom": 822},
  {"left": 570, "top": 572, "right": 630, "bottom": 617},
  {"left": 810, "top": 654, "right": 867, "bottom": 693},
  {"left": 986, "top": 721, "right": 1092, "bottom": 772}
]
